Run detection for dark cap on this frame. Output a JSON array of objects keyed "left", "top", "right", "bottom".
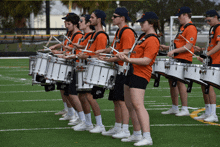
[
  {"left": 62, "top": 13, "right": 77, "bottom": 20},
  {"left": 114, "top": 7, "right": 132, "bottom": 22},
  {"left": 93, "top": 9, "right": 106, "bottom": 27},
  {"left": 175, "top": 6, "right": 191, "bottom": 16},
  {"left": 136, "top": 12, "right": 158, "bottom": 22},
  {"left": 206, "top": 10, "right": 220, "bottom": 18},
  {"left": 82, "top": 14, "right": 91, "bottom": 21}
]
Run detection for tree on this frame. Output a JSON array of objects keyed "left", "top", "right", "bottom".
[{"left": 0, "top": 0, "right": 44, "bottom": 34}]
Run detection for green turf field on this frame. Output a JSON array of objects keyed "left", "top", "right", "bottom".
[{"left": 0, "top": 58, "right": 219, "bottom": 147}]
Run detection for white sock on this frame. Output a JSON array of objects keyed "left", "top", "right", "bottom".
[
  {"left": 114, "top": 122, "right": 122, "bottom": 129},
  {"left": 210, "top": 104, "right": 216, "bottom": 116},
  {"left": 95, "top": 115, "right": 103, "bottom": 126},
  {"left": 63, "top": 102, "right": 68, "bottom": 111},
  {"left": 85, "top": 113, "right": 92, "bottom": 126},
  {"left": 182, "top": 106, "right": 188, "bottom": 111},
  {"left": 205, "top": 104, "right": 211, "bottom": 115},
  {"left": 122, "top": 124, "right": 129, "bottom": 132},
  {"left": 133, "top": 130, "right": 142, "bottom": 136},
  {"left": 172, "top": 105, "right": 178, "bottom": 110},
  {"left": 67, "top": 107, "right": 74, "bottom": 116},
  {"left": 143, "top": 132, "right": 151, "bottom": 139},
  {"left": 78, "top": 111, "right": 86, "bottom": 122}
]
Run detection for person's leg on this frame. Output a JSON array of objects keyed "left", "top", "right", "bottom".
[
  {"left": 161, "top": 79, "right": 179, "bottom": 114},
  {"left": 194, "top": 85, "right": 211, "bottom": 120},
  {"left": 55, "top": 90, "right": 68, "bottom": 115},
  {"left": 204, "top": 86, "right": 218, "bottom": 122}
]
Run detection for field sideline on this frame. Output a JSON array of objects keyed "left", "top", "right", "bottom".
[{"left": 0, "top": 58, "right": 219, "bottom": 147}]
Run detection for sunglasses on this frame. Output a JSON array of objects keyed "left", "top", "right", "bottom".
[
  {"left": 205, "top": 19, "right": 211, "bottom": 23},
  {"left": 79, "top": 19, "right": 83, "bottom": 23},
  {"left": 112, "top": 15, "right": 121, "bottom": 19}
]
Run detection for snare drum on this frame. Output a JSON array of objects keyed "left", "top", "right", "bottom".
[
  {"left": 84, "top": 58, "right": 117, "bottom": 89},
  {"left": 75, "top": 62, "right": 93, "bottom": 91},
  {"left": 165, "top": 61, "right": 189, "bottom": 84},
  {"left": 184, "top": 64, "right": 207, "bottom": 86},
  {"left": 49, "top": 58, "right": 74, "bottom": 84},
  {"left": 33, "top": 53, "right": 50, "bottom": 76},
  {"left": 200, "top": 66, "right": 220, "bottom": 89},
  {"left": 154, "top": 58, "right": 170, "bottom": 77},
  {"left": 151, "top": 63, "right": 157, "bottom": 79}
]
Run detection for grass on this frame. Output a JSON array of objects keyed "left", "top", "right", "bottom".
[{"left": 0, "top": 58, "right": 219, "bottom": 147}]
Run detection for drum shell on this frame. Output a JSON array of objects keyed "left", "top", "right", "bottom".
[
  {"left": 165, "top": 62, "right": 189, "bottom": 84},
  {"left": 84, "top": 59, "right": 117, "bottom": 89},
  {"left": 33, "top": 53, "right": 50, "bottom": 76},
  {"left": 200, "top": 66, "right": 220, "bottom": 89},
  {"left": 76, "top": 69, "right": 93, "bottom": 91},
  {"left": 154, "top": 58, "right": 170, "bottom": 77},
  {"left": 184, "top": 64, "right": 207, "bottom": 86}
]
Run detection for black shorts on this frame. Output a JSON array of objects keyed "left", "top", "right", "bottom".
[
  {"left": 64, "top": 71, "right": 77, "bottom": 96},
  {"left": 91, "top": 86, "right": 105, "bottom": 99},
  {"left": 125, "top": 74, "right": 149, "bottom": 90},
  {"left": 175, "top": 58, "right": 192, "bottom": 64},
  {"left": 77, "top": 90, "right": 92, "bottom": 94},
  {"left": 108, "top": 74, "right": 126, "bottom": 101},
  {"left": 211, "top": 64, "right": 220, "bottom": 67}
]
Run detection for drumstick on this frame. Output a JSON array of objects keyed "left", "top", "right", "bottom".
[
  {"left": 63, "top": 34, "right": 73, "bottom": 44},
  {"left": 53, "top": 36, "right": 63, "bottom": 45},
  {"left": 79, "top": 49, "right": 115, "bottom": 56},
  {"left": 179, "top": 34, "right": 199, "bottom": 56},
  {"left": 110, "top": 47, "right": 119, "bottom": 54},
  {"left": 45, "top": 36, "right": 53, "bottom": 47}
]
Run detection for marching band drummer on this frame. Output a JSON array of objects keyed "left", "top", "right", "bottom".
[
  {"left": 160, "top": 7, "right": 197, "bottom": 116},
  {"left": 63, "top": 14, "right": 103, "bottom": 131},
  {"left": 116, "top": 12, "right": 160, "bottom": 146},
  {"left": 95, "top": 7, "right": 136, "bottom": 139},
  {"left": 77, "top": 10, "right": 108, "bottom": 133},
  {"left": 49, "top": 13, "right": 78, "bottom": 121},
  {"left": 193, "top": 10, "right": 220, "bottom": 122}
]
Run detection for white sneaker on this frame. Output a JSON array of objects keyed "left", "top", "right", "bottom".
[
  {"left": 121, "top": 134, "right": 142, "bottom": 142},
  {"left": 85, "top": 124, "right": 94, "bottom": 131},
  {"left": 62, "top": 113, "right": 67, "bottom": 117},
  {"left": 161, "top": 108, "right": 179, "bottom": 115},
  {"left": 59, "top": 115, "right": 74, "bottom": 121},
  {"left": 102, "top": 127, "right": 121, "bottom": 136},
  {"left": 175, "top": 109, "right": 190, "bottom": 116},
  {"left": 55, "top": 109, "right": 67, "bottom": 115},
  {"left": 134, "top": 137, "right": 153, "bottom": 146},
  {"left": 68, "top": 118, "right": 81, "bottom": 125},
  {"left": 73, "top": 121, "right": 87, "bottom": 131},
  {"left": 89, "top": 125, "right": 105, "bottom": 133},
  {"left": 112, "top": 130, "right": 130, "bottom": 139},
  {"left": 204, "top": 115, "right": 219, "bottom": 122},
  {"left": 194, "top": 113, "right": 210, "bottom": 120}
]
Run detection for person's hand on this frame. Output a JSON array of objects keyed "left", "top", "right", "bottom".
[
  {"left": 63, "top": 46, "right": 72, "bottom": 51},
  {"left": 193, "top": 46, "right": 204, "bottom": 53},
  {"left": 77, "top": 52, "right": 87, "bottom": 59},
  {"left": 49, "top": 45, "right": 56, "bottom": 50},
  {"left": 196, "top": 56, "right": 204, "bottom": 63},
  {"left": 167, "top": 50, "right": 175, "bottom": 57},
  {"left": 116, "top": 53, "right": 130, "bottom": 62},
  {"left": 95, "top": 49, "right": 106, "bottom": 54},
  {"left": 160, "top": 45, "right": 167, "bottom": 51}
]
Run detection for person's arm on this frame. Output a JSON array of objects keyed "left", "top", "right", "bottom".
[
  {"left": 49, "top": 43, "right": 62, "bottom": 50},
  {"left": 116, "top": 54, "right": 151, "bottom": 66},
  {"left": 207, "top": 41, "right": 220, "bottom": 56},
  {"left": 167, "top": 43, "right": 192, "bottom": 57}
]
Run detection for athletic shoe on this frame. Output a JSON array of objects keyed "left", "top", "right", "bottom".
[
  {"left": 62, "top": 113, "right": 67, "bottom": 117},
  {"left": 102, "top": 127, "right": 121, "bottom": 136},
  {"left": 134, "top": 137, "right": 153, "bottom": 146},
  {"left": 59, "top": 115, "right": 74, "bottom": 121},
  {"left": 175, "top": 109, "right": 190, "bottom": 116},
  {"left": 194, "top": 113, "right": 209, "bottom": 120},
  {"left": 73, "top": 121, "right": 87, "bottom": 131},
  {"left": 89, "top": 125, "right": 105, "bottom": 133},
  {"left": 161, "top": 108, "right": 179, "bottom": 115},
  {"left": 121, "top": 134, "right": 142, "bottom": 142},
  {"left": 55, "top": 109, "right": 67, "bottom": 115},
  {"left": 85, "top": 124, "right": 94, "bottom": 131},
  {"left": 112, "top": 130, "right": 130, "bottom": 139},
  {"left": 204, "top": 115, "right": 219, "bottom": 122},
  {"left": 68, "top": 118, "right": 81, "bottom": 125}
]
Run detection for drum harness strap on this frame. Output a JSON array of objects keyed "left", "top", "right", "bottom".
[
  {"left": 87, "top": 31, "right": 110, "bottom": 50},
  {"left": 173, "top": 23, "right": 197, "bottom": 56},
  {"left": 113, "top": 27, "right": 137, "bottom": 74},
  {"left": 122, "top": 33, "right": 160, "bottom": 76}
]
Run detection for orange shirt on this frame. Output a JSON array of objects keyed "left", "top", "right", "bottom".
[
  {"left": 208, "top": 23, "right": 220, "bottom": 64},
  {"left": 111, "top": 25, "right": 135, "bottom": 66},
  {"left": 174, "top": 21, "right": 197, "bottom": 62},
  {"left": 87, "top": 31, "right": 108, "bottom": 56},
  {"left": 63, "top": 31, "right": 82, "bottom": 54},
  {"left": 131, "top": 35, "right": 159, "bottom": 82}
]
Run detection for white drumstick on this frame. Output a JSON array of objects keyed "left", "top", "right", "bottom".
[
  {"left": 110, "top": 46, "right": 119, "bottom": 53},
  {"left": 45, "top": 36, "right": 53, "bottom": 47},
  {"left": 53, "top": 36, "right": 63, "bottom": 44},
  {"left": 63, "top": 34, "right": 72, "bottom": 43}
]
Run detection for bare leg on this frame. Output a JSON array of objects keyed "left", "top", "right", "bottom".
[
  {"left": 168, "top": 79, "right": 179, "bottom": 106},
  {"left": 177, "top": 81, "right": 187, "bottom": 106},
  {"left": 113, "top": 101, "right": 122, "bottom": 123},
  {"left": 86, "top": 93, "right": 101, "bottom": 116},
  {"left": 79, "top": 93, "right": 91, "bottom": 114}
]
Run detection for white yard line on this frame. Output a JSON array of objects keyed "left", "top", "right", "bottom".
[
  {"left": 0, "top": 99, "right": 62, "bottom": 103},
  {"left": 0, "top": 124, "right": 209, "bottom": 132}
]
